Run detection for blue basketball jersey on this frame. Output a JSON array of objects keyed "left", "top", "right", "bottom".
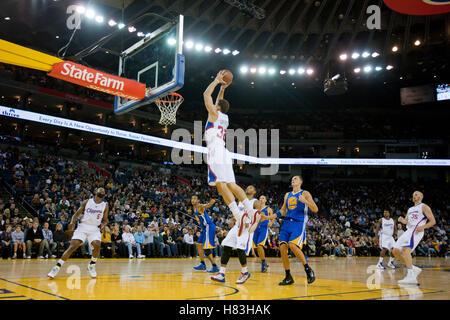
[
  {"left": 258, "top": 206, "right": 270, "bottom": 228},
  {"left": 194, "top": 208, "right": 214, "bottom": 229},
  {"left": 285, "top": 190, "right": 309, "bottom": 220}
]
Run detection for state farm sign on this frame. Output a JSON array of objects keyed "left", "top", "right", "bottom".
[{"left": 48, "top": 61, "right": 146, "bottom": 101}]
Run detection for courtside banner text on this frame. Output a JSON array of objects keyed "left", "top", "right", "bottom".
[
  {"left": 1, "top": 106, "right": 450, "bottom": 167},
  {"left": 48, "top": 61, "right": 146, "bottom": 100}
]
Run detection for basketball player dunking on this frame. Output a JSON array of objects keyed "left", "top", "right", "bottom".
[
  {"left": 48, "top": 188, "right": 109, "bottom": 279},
  {"left": 252, "top": 195, "right": 274, "bottom": 273},
  {"left": 375, "top": 209, "right": 399, "bottom": 269},
  {"left": 393, "top": 191, "right": 435, "bottom": 284},
  {"left": 275, "top": 176, "right": 317, "bottom": 285},
  {"left": 191, "top": 196, "right": 219, "bottom": 273},
  {"left": 211, "top": 185, "right": 273, "bottom": 284},
  {"left": 203, "top": 70, "right": 261, "bottom": 228}
]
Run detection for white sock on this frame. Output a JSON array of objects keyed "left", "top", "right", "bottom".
[
  {"left": 228, "top": 201, "right": 240, "bottom": 219},
  {"left": 378, "top": 257, "right": 383, "bottom": 263},
  {"left": 242, "top": 266, "right": 248, "bottom": 273},
  {"left": 242, "top": 198, "right": 253, "bottom": 213},
  {"left": 57, "top": 259, "right": 65, "bottom": 266},
  {"left": 389, "top": 257, "right": 394, "bottom": 263},
  {"left": 91, "top": 257, "right": 97, "bottom": 263},
  {"left": 407, "top": 268, "right": 414, "bottom": 276},
  {"left": 219, "top": 266, "right": 226, "bottom": 274}
]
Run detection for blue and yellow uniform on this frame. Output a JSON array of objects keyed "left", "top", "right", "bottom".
[
  {"left": 252, "top": 206, "right": 270, "bottom": 248},
  {"left": 279, "top": 190, "right": 309, "bottom": 248},
  {"left": 194, "top": 207, "right": 216, "bottom": 249}
]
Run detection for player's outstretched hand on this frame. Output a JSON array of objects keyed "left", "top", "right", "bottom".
[{"left": 215, "top": 70, "right": 226, "bottom": 84}]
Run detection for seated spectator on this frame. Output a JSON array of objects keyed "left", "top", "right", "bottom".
[
  {"left": 133, "top": 226, "right": 146, "bottom": 258},
  {"left": 122, "top": 225, "right": 138, "bottom": 259},
  {"left": 53, "top": 223, "right": 68, "bottom": 257},
  {"left": 111, "top": 224, "right": 123, "bottom": 258},
  {"left": 11, "top": 225, "right": 26, "bottom": 258},
  {"left": 144, "top": 225, "right": 157, "bottom": 257},
  {"left": 42, "top": 222, "right": 56, "bottom": 258},
  {"left": 182, "top": 228, "right": 195, "bottom": 257},
  {"left": 100, "top": 225, "right": 112, "bottom": 258},
  {"left": 1, "top": 225, "right": 13, "bottom": 258},
  {"left": 25, "top": 221, "right": 47, "bottom": 258}
]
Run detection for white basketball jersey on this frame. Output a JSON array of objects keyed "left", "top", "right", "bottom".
[
  {"left": 238, "top": 198, "right": 257, "bottom": 213},
  {"left": 406, "top": 203, "right": 427, "bottom": 230},
  {"left": 380, "top": 218, "right": 394, "bottom": 237},
  {"left": 204, "top": 111, "right": 229, "bottom": 147},
  {"left": 80, "top": 198, "right": 106, "bottom": 227}
]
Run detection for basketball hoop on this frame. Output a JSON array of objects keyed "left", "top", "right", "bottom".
[{"left": 155, "top": 92, "right": 183, "bottom": 125}]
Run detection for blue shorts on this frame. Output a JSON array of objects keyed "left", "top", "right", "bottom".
[
  {"left": 196, "top": 223, "right": 216, "bottom": 249},
  {"left": 252, "top": 225, "right": 269, "bottom": 248},
  {"left": 279, "top": 218, "right": 307, "bottom": 248}
]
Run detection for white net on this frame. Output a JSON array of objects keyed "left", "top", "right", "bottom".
[{"left": 155, "top": 93, "right": 183, "bottom": 125}]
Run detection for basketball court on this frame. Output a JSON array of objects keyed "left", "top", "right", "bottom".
[{"left": 0, "top": 257, "right": 448, "bottom": 300}]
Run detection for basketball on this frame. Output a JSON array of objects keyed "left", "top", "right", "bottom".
[{"left": 222, "top": 69, "right": 233, "bottom": 85}]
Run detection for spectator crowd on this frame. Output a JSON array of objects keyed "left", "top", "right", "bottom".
[{"left": 0, "top": 146, "right": 448, "bottom": 260}]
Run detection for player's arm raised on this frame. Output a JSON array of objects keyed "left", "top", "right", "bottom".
[
  {"left": 416, "top": 204, "right": 436, "bottom": 233},
  {"left": 203, "top": 71, "right": 226, "bottom": 121},
  {"left": 69, "top": 200, "right": 88, "bottom": 231},
  {"left": 215, "top": 81, "right": 229, "bottom": 105},
  {"left": 197, "top": 199, "right": 215, "bottom": 214},
  {"left": 299, "top": 191, "right": 319, "bottom": 213}
]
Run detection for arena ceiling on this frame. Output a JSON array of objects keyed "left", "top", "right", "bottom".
[{"left": 0, "top": 0, "right": 449, "bottom": 83}]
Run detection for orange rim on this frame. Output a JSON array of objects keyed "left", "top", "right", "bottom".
[{"left": 156, "top": 92, "right": 183, "bottom": 103}]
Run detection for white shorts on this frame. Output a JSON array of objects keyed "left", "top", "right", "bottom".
[
  {"left": 221, "top": 224, "right": 253, "bottom": 255},
  {"left": 72, "top": 223, "right": 101, "bottom": 244},
  {"left": 207, "top": 144, "right": 235, "bottom": 186},
  {"left": 379, "top": 235, "right": 395, "bottom": 250},
  {"left": 394, "top": 228, "right": 424, "bottom": 251}
]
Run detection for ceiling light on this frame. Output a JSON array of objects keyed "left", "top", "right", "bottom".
[
  {"left": 167, "top": 37, "right": 176, "bottom": 46},
  {"left": 240, "top": 66, "right": 248, "bottom": 73},
  {"left": 108, "top": 19, "right": 117, "bottom": 27},
  {"left": 204, "top": 46, "right": 212, "bottom": 52},
  {"left": 259, "top": 67, "right": 266, "bottom": 74},
  {"left": 288, "top": 69, "right": 296, "bottom": 75},
  {"left": 232, "top": 50, "right": 240, "bottom": 56},
  {"left": 95, "top": 16, "right": 104, "bottom": 23},
  {"left": 223, "top": 49, "right": 231, "bottom": 55},
  {"left": 339, "top": 53, "right": 348, "bottom": 61},
  {"left": 280, "top": 70, "right": 286, "bottom": 75},
  {"left": 118, "top": 23, "right": 125, "bottom": 29},
  {"left": 363, "top": 65, "right": 372, "bottom": 73},
  {"left": 215, "top": 48, "right": 222, "bottom": 53},
  {"left": 137, "top": 32, "right": 145, "bottom": 37},
  {"left": 354, "top": 67, "right": 361, "bottom": 73},
  {"left": 375, "top": 66, "right": 382, "bottom": 71},
  {"left": 76, "top": 6, "right": 85, "bottom": 14},
  {"left": 414, "top": 40, "right": 421, "bottom": 46},
  {"left": 85, "top": 9, "right": 95, "bottom": 19},
  {"left": 298, "top": 68, "right": 305, "bottom": 75},
  {"left": 306, "top": 68, "right": 314, "bottom": 75},
  {"left": 362, "top": 51, "right": 370, "bottom": 58},
  {"left": 392, "top": 46, "right": 398, "bottom": 52},
  {"left": 195, "top": 43, "right": 204, "bottom": 51},
  {"left": 128, "top": 26, "right": 136, "bottom": 33},
  {"left": 371, "top": 52, "right": 380, "bottom": 58},
  {"left": 351, "top": 52, "right": 360, "bottom": 59},
  {"left": 386, "top": 65, "right": 394, "bottom": 70},
  {"left": 185, "top": 40, "right": 194, "bottom": 49},
  {"left": 250, "top": 67, "right": 257, "bottom": 74},
  {"left": 268, "top": 68, "right": 276, "bottom": 75}
]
